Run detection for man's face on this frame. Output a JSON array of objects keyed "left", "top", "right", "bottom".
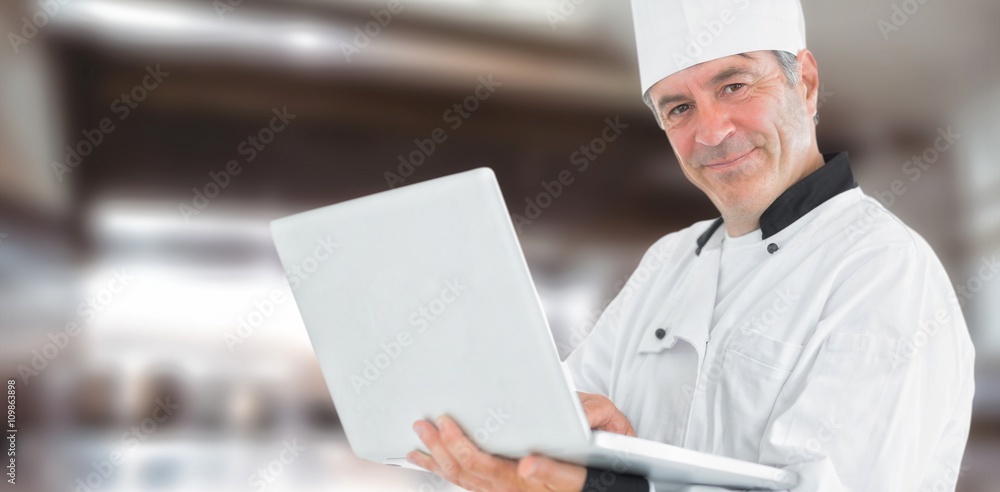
[{"left": 647, "top": 50, "right": 817, "bottom": 219}]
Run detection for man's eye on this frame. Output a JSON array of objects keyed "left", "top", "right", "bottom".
[
  {"left": 724, "top": 83, "right": 746, "bottom": 93},
  {"left": 669, "top": 104, "right": 690, "bottom": 116}
]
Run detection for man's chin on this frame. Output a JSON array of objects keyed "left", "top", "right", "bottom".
[{"left": 711, "top": 188, "right": 769, "bottom": 217}]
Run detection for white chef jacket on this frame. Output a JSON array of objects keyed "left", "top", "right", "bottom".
[{"left": 565, "top": 153, "right": 975, "bottom": 491}]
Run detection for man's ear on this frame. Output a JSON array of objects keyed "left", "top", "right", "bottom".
[{"left": 796, "top": 49, "right": 820, "bottom": 119}]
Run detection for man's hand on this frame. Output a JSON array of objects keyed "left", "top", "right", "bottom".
[
  {"left": 407, "top": 394, "right": 634, "bottom": 491},
  {"left": 407, "top": 415, "right": 587, "bottom": 491},
  {"left": 578, "top": 392, "right": 636, "bottom": 436}
]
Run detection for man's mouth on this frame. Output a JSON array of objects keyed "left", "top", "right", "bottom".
[{"left": 704, "top": 148, "right": 755, "bottom": 170}]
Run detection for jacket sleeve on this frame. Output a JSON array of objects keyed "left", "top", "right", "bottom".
[
  {"left": 757, "top": 244, "right": 976, "bottom": 491},
  {"left": 583, "top": 466, "right": 652, "bottom": 492}
]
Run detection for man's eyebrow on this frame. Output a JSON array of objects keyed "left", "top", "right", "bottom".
[
  {"left": 709, "top": 66, "right": 758, "bottom": 86},
  {"left": 656, "top": 93, "right": 688, "bottom": 111}
]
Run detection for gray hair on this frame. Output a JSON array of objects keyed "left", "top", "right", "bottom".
[{"left": 642, "top": 50, "right": 820, "bottom": 129}]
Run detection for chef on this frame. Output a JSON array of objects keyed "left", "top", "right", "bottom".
[{"left": 406, "top": 1, "right": 976, "bottom": 491}]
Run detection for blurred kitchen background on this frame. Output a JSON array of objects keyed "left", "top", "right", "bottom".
[{"left": 1, "top": 0, "right": 998, "bottom": 490}]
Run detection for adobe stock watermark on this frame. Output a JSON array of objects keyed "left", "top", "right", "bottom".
[
  {"left": 682, "top": 288, "right": 798, "bottom": 400},
  {"left": 351, "top": 278, "right": 467, "bottom": 394},
  {"left": 384, "top": 74, "right": 502, "bottom": 188},
  {"left": 282, "top": 235, "right": 339, "bottom": 291},
  {"left": 784, "top": 415, "right": 846, "bottom": 464},
  {"left": 582, "top": 449, "right": 637, "bottom": 492},
  {"left": 845, "top": 126, "right": 960, "bottom": 243},
  {"left": 557, "top": 268, "right": 636, "bottom": 357},
  {"left": 953, "top": 253, "right": 1000, "bottom": 308},
  {"left": 816, "top": 84, "right": 834, "bottom": 110},
  {"left": 6, "top": 379, "right": 16, "bottom": 485},
  {"left": 248, "top": 439, "right": 306, "bottom": 492},
  {"left": 892, "top": 308, "right": 952, "bottom": 368},
  {"left": 7, "top": 0, "right": 73, "bottom": 54},
  {"left": 178, "top": 106, "right": 296, "bottom": 221},
  {"left": 448, "top": 408, "right": 511, "bottom": 474},
  {"left": 223, "top": 289, "right": 288, "bottom": 353},
  {"left": 213, "top": 0, "right": 243, "bottom": 20},
  {"left": 681, "top": 339, "right": 744, "bottom": 402},
  {"left": 878, "top": 0, "right": 935, "bottom": 41},
  {"left": 411, "top": 407, "right": 511, "bottom": 492},
  {"left": 17, "top": 269, "right": 134, "bottom": 385},
  {"left": 558, "top": 242, "right": 670, "bottom": 356},
  {"left": 51, "top": 65, "right": 170, "bottom": 183},
  {"left": 512, "top": 116, "right": 627, "bottom": 231},
  {"left": 0, "top": 232, "right": 7, "bottom": 245},
  {"left": 546, "top": 0, "right": 587, "bottom": 31},
  {"left": 670, "top": 0, "right": 751, "bottom": 68},
  {"left": 921, "top": 459, "right": 969, "bottom": 492},
  {"left": 74, "top": 396, "right": 180, "bottom": 492},
  {"left": 339, "top": 0, "right": 404, "bottom": 62},
  {"left": 224, "top": 235, "right": 340, "bottom": 352},
  {"left": 737, "top": 289, "right": 799, "bottom": 337}
]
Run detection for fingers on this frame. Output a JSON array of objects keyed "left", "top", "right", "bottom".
[
  {"left": 407, "top": 450, "right": 491, "bottom": 491},
  {"left": 410, "top": 417, "right": 503, "bottom": 492},
  {"left": 517, "top": 454, "right": 588, "bottom": 492},
  {"left": 412, "top": 419, "right": 459, "bottom": 477},
  {"left": 411, "top": 419, "right": 480, "bottom": 490},
  {"left": 436, "top": 416, "right": 519, "bottom": 483},
  {"left": 578, "top": 392, "right": 637, "bottom": 437},
  {"left": 409, "top": 416, "right": 588, "bottom": 492}
]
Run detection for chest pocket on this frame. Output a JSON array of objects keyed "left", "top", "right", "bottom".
[{"left": 716, "top": 332, "right": 804, "bottom": 461}]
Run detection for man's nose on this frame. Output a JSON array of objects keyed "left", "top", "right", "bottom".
[{"left": 693, "top": 105, "right": 735, "bottom": 148}]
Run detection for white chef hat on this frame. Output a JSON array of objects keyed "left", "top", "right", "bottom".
[{"left": 631, "top": 0, "right": 807, "bottom": 98}]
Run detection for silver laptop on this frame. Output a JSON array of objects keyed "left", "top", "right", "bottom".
[{"left": 270, "top": 168, "right": 797, "bottom": 490}]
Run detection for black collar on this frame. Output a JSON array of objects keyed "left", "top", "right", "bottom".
[{"left": 695, "top": 152, "right": 857, "bottom": 255}]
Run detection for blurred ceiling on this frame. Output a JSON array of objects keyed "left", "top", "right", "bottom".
[
  {"left": 4, "top": 0, "right": 998, "bottom": 253},
  {"left": 43, "top": 0, "right": 999, "bottom": 130}
]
